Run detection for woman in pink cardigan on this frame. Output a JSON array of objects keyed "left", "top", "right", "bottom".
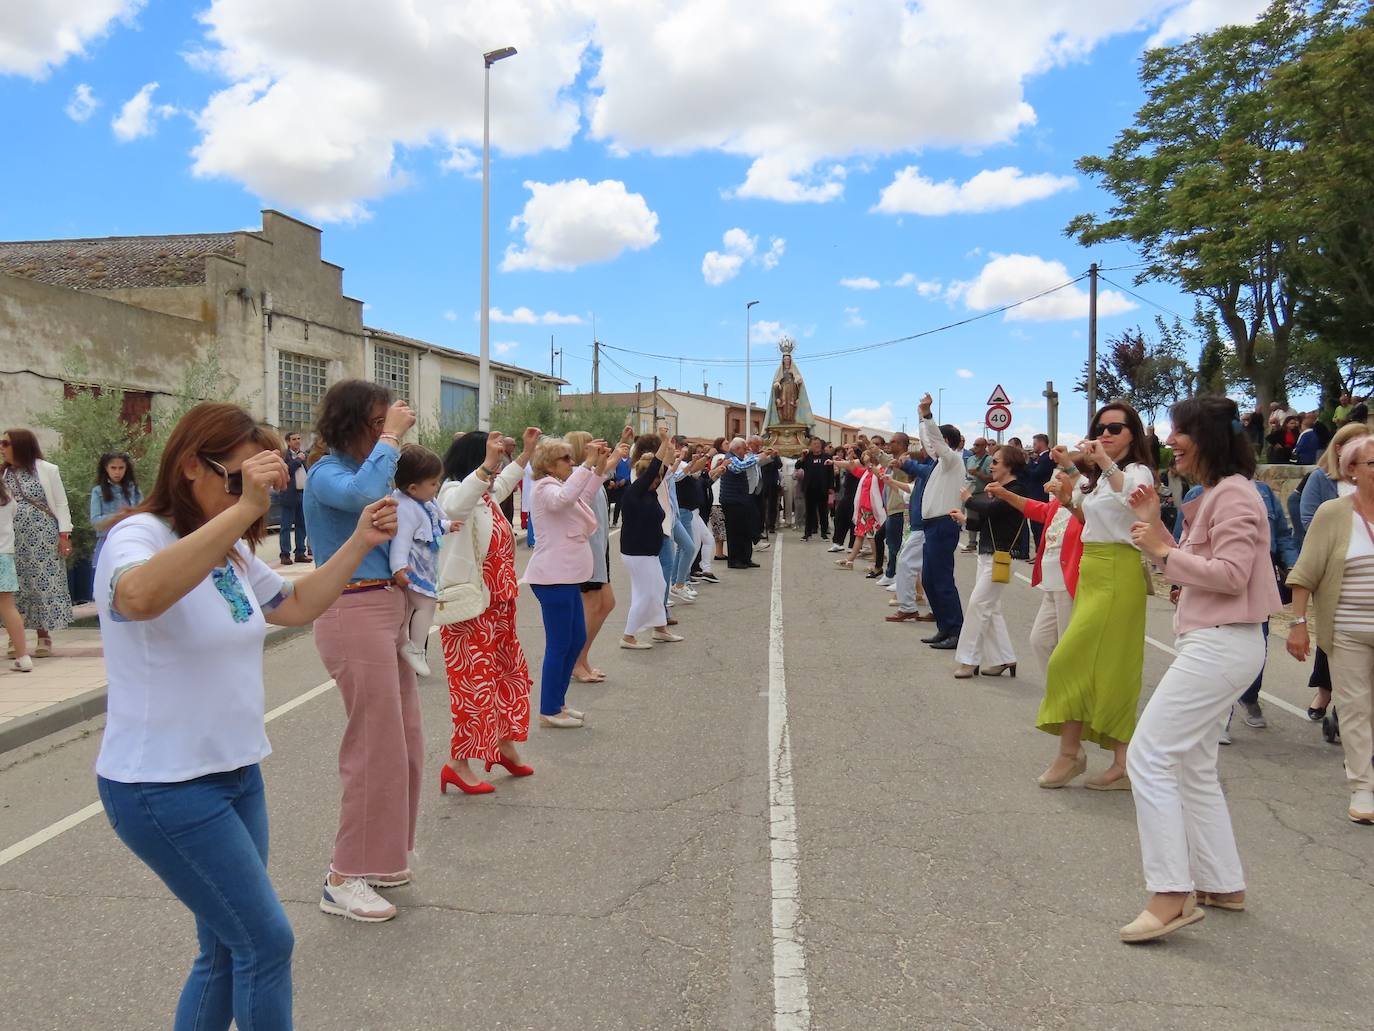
[
  {"left": 1118, "top": 396, "right": 1281, "bottom": 944},
  {"left": 524, "top": 435, "right": 625, "bottom": 728}
]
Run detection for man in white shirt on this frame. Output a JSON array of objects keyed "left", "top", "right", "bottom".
[{"left": 916, "top": 392, "right": 968, "bottom": 649}]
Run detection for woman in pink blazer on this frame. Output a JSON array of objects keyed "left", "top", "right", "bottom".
[
  {"left": 524, "top": 435, "right": 624, "bottom": 728},
  {"left": 1118, "top": 395, "right": 1281, "bottom": 944}
]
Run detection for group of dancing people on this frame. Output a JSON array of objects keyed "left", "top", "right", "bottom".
[
  {"left": 87, "top": 379, "right": 784, "bottom": 1029},
  {"left": 812, "top": 389, "right": 1374, "bottom": 944}
]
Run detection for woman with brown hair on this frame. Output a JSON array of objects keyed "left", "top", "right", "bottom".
[
  {"left": 1, "top": 428, "right": 73, "bottom": 656},
  {"left": 1036, "top": 400, "right": 1156, "bottom": 791},
  {"left": 93, "top": 402, "right": 396, "bottom": 1028},
  {"left": 304, "top": 379, "right": 420, "bottom": 924}
]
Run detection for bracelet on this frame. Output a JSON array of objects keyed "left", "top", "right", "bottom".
[
  {"left": 378, "top": 433, "right": 400, "bottom": 445},
  {"left": 1058, "top": 464, "right": 1076, "bottom": 474},
  {"left": 1103, "top": 461, "right": 1120, "bottom": 477}
]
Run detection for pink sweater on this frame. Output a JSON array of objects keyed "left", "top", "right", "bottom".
[
  {"left": 1165, "top": 474, "right": 1282, "bottom": 636},
  {"left": 522, "top": 466, "right": 605, "bottom": 586}
]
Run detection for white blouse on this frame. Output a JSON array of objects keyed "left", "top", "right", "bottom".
[
  {"left": 1038, "top": 507, "right": 1073, "bottom": 594},
  {"left": 1076, "top": 462, "right": 1155, "bottom": 546}
]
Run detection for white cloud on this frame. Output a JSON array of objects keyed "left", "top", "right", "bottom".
[
  {"left": 503, "top": 179, "right": 659, "bottom": 272},
  {"left": 844, "top": 402, "right": 895, "bottom": 430},
  {"left": 840, "top": 276, "right": 881, "bottom": 290},
  {"left": 702, "top": 251, "right": 745, "bottom": 287},
  {"left": 65, "top": 83, "right": 99, "bottom": 122},
  {"left": 893, "top": 273, "right": 943, "bottom": 297},
  {"left": 488, "top": 306, "right": 584, "bottom": 325},
  {"left": 947, "top": 253, "right": 1137, "bottom": 322},
  {"left": 442, "top": 310, "right": 457, "bottom": 321},
  {"left": 956, "top": 368, "right": 974, "bottom": 379},
  {"left": 174, "top": 2, "right": 1271, "bottom": 219},
  {"left": 1148, "top": 0, "right": 1270, "bottom": 46},
  {"left": 751, "top": 319, "right": 785, "bottom": 346},
  {"left": 112, "top": 82, "right": 176, "bottom": 141},
  {"left": 493, "top": 341, "right": 519, "bottom": 356},
  {"left": 440, "top": 146, "right": 479, "bottom": 177},
  {"left": 844, "top": 307, "right": 865, "bottom": 327},
  {"left": 0, "top": 0, "right": 142, "bottom": 78},
  {"left": 762, "top": 237, "right": 785, "bottom": 270},
  {"left": 875, "top": 165, "right": 1076, "bottom": 215}
]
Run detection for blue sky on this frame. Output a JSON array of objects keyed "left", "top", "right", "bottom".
[{"left": 3, "top": 0, "right": 1298, "bottom": 442}]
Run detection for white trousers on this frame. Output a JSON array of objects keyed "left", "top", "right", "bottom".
[
  {"left": 1028, "top": 589, "right": 1074, "bottom": 674},
  {"left": 894, "top": 528, "right": 927, "bottom": 614},
  {"left": 955, "top": 554, "right": 1014, "bottom": 666},
  {"left": 1126, "top": 623, "right": 1265, "bottom": 893},
  {"left": 1327, "top": 628, "right": 1374, "bottom": 792},
  {"left": 622, "top": 554, "right": 667, "bottom": 636},
  {"left": 692, "top": 512, "right": 714, "bottom": 574}
]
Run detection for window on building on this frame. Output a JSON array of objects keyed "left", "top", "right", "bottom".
[
  {"left": 440, "top": 379, "right": 478, "bottom": 429},
  {"left": 495, "top": 374, "right": 515, "bottom": 404},
  {"left": 374, "top": 343, "right": 411, "bottom": 404},
  {"left": 62, "top": 384, "right": 153, "bottom": 435},
  {"left": 278, "top": 351, "right": 327, "bottom": 431}
]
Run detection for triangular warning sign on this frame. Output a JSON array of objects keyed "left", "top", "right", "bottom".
[{"left": 986, "top": 384, "right": 1012, "bottom": 406}]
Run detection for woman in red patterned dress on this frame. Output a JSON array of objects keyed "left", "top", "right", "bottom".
[{"left": 435, "top": 428, "right": 540, "bottom": 795}]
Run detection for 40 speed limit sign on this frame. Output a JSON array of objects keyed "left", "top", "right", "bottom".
[{"left": 985, "top": 404, "right": 1012, "bottom": 432}]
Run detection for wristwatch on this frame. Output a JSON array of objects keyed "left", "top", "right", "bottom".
[{"left": 1291, "top": 617, "right": 1308, "bottom": 627}]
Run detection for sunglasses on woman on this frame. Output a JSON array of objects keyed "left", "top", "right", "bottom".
[
  {"left": 1095, "top": 422, "right": 1129, "bottom": 437},
  {"left": 202, "top": 458, "right": 244, "bottom": 495}
]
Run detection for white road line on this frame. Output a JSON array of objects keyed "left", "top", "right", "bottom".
[
  {"left": 1013, "top": 569, "right": 1309, "bottom": 721},
  {"left": 767, "top": 536, "right": 811, "bottom": 1031},
  {"left": 0, "top": 673, "right": 340, "bottom": 869}
]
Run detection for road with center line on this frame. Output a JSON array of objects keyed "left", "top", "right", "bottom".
[{"left": 1, "top": 525, "right": 1371, "bottom": 1030}]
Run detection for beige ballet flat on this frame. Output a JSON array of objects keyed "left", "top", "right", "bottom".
[
  {"left": 1120, "top": 894, "right": 1204, "bottom": 943},
  {"left": 1085, "top": 770, "right": 1133, "bottom": 791},
  {"left": 1196, "top": 891, "right": 1246, "bottom": 912},
  {"left": 1037, "top": 752, "right": 1087, "bottom": 789}
]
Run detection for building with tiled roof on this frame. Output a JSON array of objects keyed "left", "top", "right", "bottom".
[{"left": 0, "top": 233, "right": 247, "bottom": 291}]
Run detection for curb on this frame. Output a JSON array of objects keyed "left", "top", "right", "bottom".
[{"left": 0, "top": 623, "right": 309, "bottom": 757}]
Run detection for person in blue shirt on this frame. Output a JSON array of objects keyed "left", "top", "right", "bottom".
[
  {"left": 305, "top": 380, "right": 419, "bottom": 925},
  {"left": 608, "top": 451, "right": 631, "bottom": 526},
  {"left": 1173, "top": 477, "right": 1299, "bottom": 739},
  {"left": 90, "top": 451, "right": 142, "bottom": 575},
  {"left": 885, "top": 448, "right": 936, "bottom": 622}
]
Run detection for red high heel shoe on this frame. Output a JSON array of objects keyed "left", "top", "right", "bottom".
[
  {"left": 440, "top": 764, "right": 494, "bottom": 795},
  {"left": 485, "top": 754, "right": 535, "bottom": 777}
]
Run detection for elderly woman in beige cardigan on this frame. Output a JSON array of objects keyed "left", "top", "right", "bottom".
[{"left": 1287, "top": 434, "right": 1374, "bottom": 825}]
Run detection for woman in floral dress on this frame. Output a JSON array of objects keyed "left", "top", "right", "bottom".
[
  {"left": 1, "top": 429, "right": 72, "bottom": 656},
  {"left": 435, "top": 428, "right": 540, "bottom": 794}
]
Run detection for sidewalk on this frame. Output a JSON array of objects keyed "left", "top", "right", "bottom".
[{"left": 0, "top": 540, "right": 316, "bottom": 754}]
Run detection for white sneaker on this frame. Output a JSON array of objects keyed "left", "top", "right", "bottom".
[
  {"left": 652, "top": 631, "right": 685, "bottom": 643},
  {"left": 1349, "top": 790, "right": 1374, "bottom": 824},
  {"left": 756, "top": 540, "right": 771, "bottom": 550},
  {"left": 669, "top": 587, "right": 695, "bottom": 604},
  {"left": 884, "top": 584, "right": 896, "bottom": 592},
  {"left": 366, "top": 869, "right": 412, "bottom": 888},
  {"left": 320, "top": 877, "right": 397, "bottom": 922},
  {"left": 11, "top": 655, "right": 33, "bottom": 673},
  {"left": 827, "top": 544, "right": 843, "bottom": 553},
  {"left": 399, "top": 643, "right": 430, "bottom": 678},
  {"left": 875, "top": 575, "right": 894, "bottom": 587}
]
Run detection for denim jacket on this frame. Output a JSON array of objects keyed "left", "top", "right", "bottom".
[{"left": 1174, "top": 479, "right": 1297, "bottom": 568}]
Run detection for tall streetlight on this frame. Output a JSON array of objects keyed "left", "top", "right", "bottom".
[
  {"left": 938, "top": 387, "right": 945, "bottom": 425},
  {"left": 745, "top": 300, "right": 760, "bottom": 434},
  {"left": 478, "top": 45, "right": 518, "bottom": 431}
]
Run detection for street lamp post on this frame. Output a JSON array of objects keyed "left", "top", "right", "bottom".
[
  {"left": 745, "top": 300, "right": 759, "bottom": 435},
  {"left": 478, "top": 45, "right": 517, "bottom": 431},
  {"left": 938, "top": 387, "right": 945, "bottom": 425}
]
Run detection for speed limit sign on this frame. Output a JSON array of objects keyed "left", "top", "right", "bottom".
[{"left": 985, "top": 404, "right": 1012, "bottom": 432}]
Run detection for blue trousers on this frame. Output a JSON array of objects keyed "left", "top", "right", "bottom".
[
  {"left": 277, "top": 494, "right": 307, "bottom": 559},
  {"left": 525, "top": 513, "right": 536, "bottom": 549},
  {"left": 658, "top": 537, "right": 676, "bottom": 605},
  {"left": 922, "top": 515, "right": 963, "bottom": 638},
  {"left": 884, "top": 513, "right": 905, "bottom": 578},
  {"left": 671, "top": 511, "right": 696, "bottom": 586},
  {"left": 531, "top": 583, "right": 586, "bottom": 716},
  {"left": 97, "top": 766, "right": 294, "bottom": 1031}
]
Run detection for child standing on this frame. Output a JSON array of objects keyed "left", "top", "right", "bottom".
[
  {"left": 90, "top": 452, "right": 143, "bottom": 573},
  {"left": 0, "top": 473, "right": 32, "bottom": 672},
  {"left": 390, "top": 445, "right": 454, "bottom": 677}
]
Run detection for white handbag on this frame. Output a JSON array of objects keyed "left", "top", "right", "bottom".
[{"left": 434, "top": 517, "right": 486, "bottom": 626}]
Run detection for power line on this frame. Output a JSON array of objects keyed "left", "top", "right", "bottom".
[
  {"left": 598, "top": 273, "right": 1089, "bottom": 368},
  {"left": 1097, "top": 274, "right": 1189, "bottom": 321}
]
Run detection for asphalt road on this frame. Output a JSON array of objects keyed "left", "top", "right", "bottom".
[{"left": 1, "top": 527, "right": 1370, "bottom": 1030}]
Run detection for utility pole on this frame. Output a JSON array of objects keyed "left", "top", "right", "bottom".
[
  {"left": 828, "top": 385, "right": 833, "bottom": 428},
  {"left": 635, "top": 382, "right": 642, "bottom": 433},
  {"left": 1087, "top": 262, "right": 1099, "bottom": 424},
  {"left": 1045, "top": 380, "right": 1059, "bottom": 445},
  {"left": 652, "top": 375, "right": 659, "bottom": 428},
  {"left": 550, "top": 335, "right": 556, "bottom": 377},
  {"left": 592, "top": 339, "right": 600, "bottom": 395}
]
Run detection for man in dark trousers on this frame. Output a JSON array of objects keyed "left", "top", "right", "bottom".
[
  {"left": 797, "top": 436, "right": 834, "bottom": 541},
  {"left": 915, "top": 393, "right": 967, "bottom": 650},
  {"left": 1022, "top": 433, "right": 1055, "bottom": 553},
  {"left": 278, "top": 431, "right": 311, "bottom": 564}
]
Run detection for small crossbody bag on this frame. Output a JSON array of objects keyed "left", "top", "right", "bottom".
[{"left": 987, "top": 518, "right": 1025, "bottom": 584}]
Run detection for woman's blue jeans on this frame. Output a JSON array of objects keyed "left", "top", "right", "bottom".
[
  {"left": 672, "top": 511, "right": 696, "bottom": 586},
  {"left": 97, "top": 766, "right": 294, "bottom": 1031},
  {"left": 531, "top": 583, "right": 586, "bottom": 716}
]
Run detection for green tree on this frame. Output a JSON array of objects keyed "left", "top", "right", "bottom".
[
  {"left": 1067, "top": 1, "right": 1355, "bottom": 410},
  {"left": 559, "top": 394, "right": 635, "bottom": 443},
  {"left": 1195, "top": 317, "right": 1229, "bottom": 396}
]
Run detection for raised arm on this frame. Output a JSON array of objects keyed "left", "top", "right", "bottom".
[{"left": 309, "top": 440, "right": 399, "bottom": 509}]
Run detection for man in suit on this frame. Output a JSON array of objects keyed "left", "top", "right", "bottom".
[
  {"left": 1023, "top": 433, "right": 1055, "bottom": 553},
  {"left": 278, "top": 431, "right": 311, "bottom": 564}
]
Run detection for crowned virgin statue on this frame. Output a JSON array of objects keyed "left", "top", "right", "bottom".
[{"left": 765, "top": 338, "right": 814, "bottom": 429}]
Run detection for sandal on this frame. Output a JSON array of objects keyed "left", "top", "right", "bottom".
[
  {"left": 1196, "top": 891, "right": 1246, "bottom": 912},
  {"left": 34, "top": 637, "right": 52, "bottom": 658},
  {"left": 834, "top": 559, "right": 853, "bottom": 569},
  {"left": 1120, "top": 894, "right": 1205, "bottom": 943}
]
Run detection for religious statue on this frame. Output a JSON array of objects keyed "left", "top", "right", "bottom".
[{"left": 763, "top": 338, "right": 815, "bottom": 455}]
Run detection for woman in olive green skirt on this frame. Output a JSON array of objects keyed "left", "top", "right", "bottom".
[{"left": 1037, "top": 401, "right": 1155, "bottom": 790}]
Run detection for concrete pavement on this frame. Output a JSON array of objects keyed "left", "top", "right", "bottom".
[{"left": 0, "top": 529, "right": 1369, "bottom": 1030}]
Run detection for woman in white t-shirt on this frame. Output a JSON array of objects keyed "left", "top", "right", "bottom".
[
  {"left": 1037, "top": 402, "right": 1157, "bottom": 791},
  {"left": 94, "top": 402, "right": 397, "bottom": 1031}
]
